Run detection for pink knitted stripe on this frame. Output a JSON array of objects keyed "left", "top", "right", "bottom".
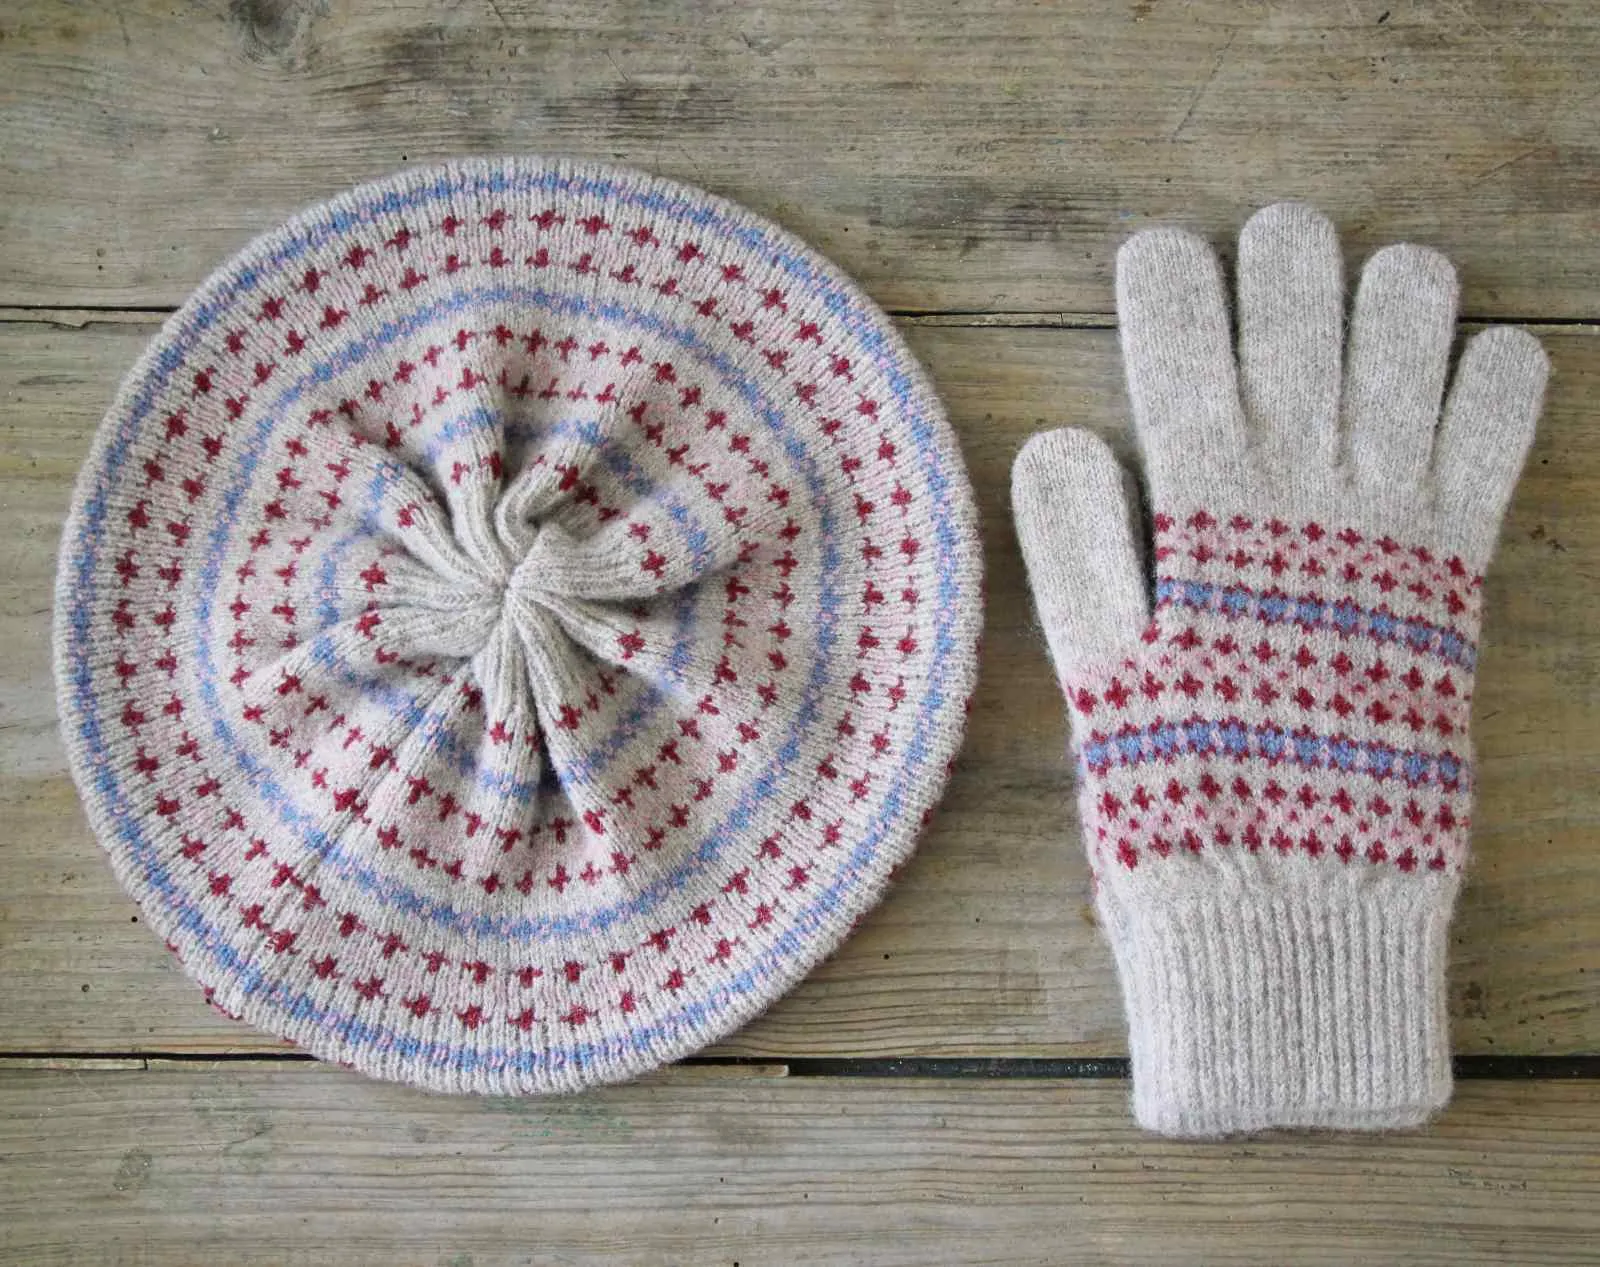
[{"left": 1068, "top": 508, "right": 1477, "bottom": 877}]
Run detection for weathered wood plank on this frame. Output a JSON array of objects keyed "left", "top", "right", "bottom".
[
  {"left": 1, "top": 0, "right": 1597, "bottom": 316},
  {"left": 2, "top": 1063, "right": 1598, "bottom": 1266},
  {"left": 2, "top": 320, "right": 1596, "bottom": 1057}
]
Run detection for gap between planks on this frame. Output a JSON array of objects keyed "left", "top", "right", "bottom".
[
  {"left": 3, "top": 1054, "right": 1597, "bottom": 1079},
  {"left": 4, "top": 307, "right": 1598, "bottom": 332},
  {"left": 0, "top": 306, "right": 1119, "bottom": 329}
]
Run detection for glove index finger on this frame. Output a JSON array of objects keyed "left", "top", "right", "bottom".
[
  {"left": 1116, "top": 227, "right": 1248, "bottom": 505},
  {"left": 1012, "top": 428, "right": 1151, "bottom": 683}
]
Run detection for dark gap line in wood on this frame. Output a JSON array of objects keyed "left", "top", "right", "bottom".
[
  {"left": 0, "top": 305, "right": 1594, "bottom": 331},
  {"left": 3, "top": 1053, "right": 1597, "bottom": 1079},
  {"left": 693, "top": 1056, "right": 1600, "bottom": 1080},
  {"left": 895, "top": 311, "right": 1599, "bottom": 330}
]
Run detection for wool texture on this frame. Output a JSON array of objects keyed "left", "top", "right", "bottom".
[
  {"left": 54, "top": 157, "right": 983, "bottom": 1094},
  {"left": 1012, "top": 202, "right": 1548, "bottom": 1136}
]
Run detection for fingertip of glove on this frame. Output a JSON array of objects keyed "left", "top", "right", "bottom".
[
  {"left": 1116, "top": 226, "right": 1215, "bottom": 285},
  {"left": 1239, "top": 201, "right": 1337, "bottom": 253},
  {"left": 1013, "top": 428, "right": 1120, "bottom": 499},
  {"left": 1463, "top": 324, "right": 1550, "bottom": 379},
  {"left": 1361, "top": 241, "right": 1458, "bottom": 300}
]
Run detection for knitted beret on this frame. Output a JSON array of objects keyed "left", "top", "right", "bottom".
[{"left": 54, "top": 158, "right": 982, "bottom": 1093}]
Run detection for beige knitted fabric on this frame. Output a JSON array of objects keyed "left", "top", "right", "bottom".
[
  {"left": 53, "top": 158, "right": 983, "bottom": 1094},
  {"left": 1013, "top": 203, "right": 1548, "bottom": 1136}
]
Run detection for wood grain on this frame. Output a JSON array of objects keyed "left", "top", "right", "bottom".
[
  {"left": 2, "top": 1062, "right": 1598, "bottom": 1266},
  {"left": 5, "top": 1, "right": 1597, "bottom": 1258},
  {"left": 0, "top": 1, "right": 1597, "bottom": 316},
  {"left": 3, "top": 317, "right": 1596, "bottom": 1057}
]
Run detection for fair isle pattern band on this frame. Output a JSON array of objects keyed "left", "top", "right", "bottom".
[
  {"left": 54, "top": 158, "right": 983, "bottom": 1093},
  {"left": 1069, "top": 510, "right": 1478, "bottom": 876}
]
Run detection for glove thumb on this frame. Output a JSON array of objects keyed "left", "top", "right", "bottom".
[{"left": 1011, "top": 428, "right": 1150, "bottom": 685}]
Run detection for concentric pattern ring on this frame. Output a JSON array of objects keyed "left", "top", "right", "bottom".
[{"left": 54, "top": 158, "right": 983, "bottom": 1092}]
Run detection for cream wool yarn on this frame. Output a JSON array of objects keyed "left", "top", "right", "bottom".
[
  {"left": 55, "top": 158, "right": 982, "bottom": 1094},
  {"left": 1013, "top": 203, "right": 1548, "bottom": 1136}
]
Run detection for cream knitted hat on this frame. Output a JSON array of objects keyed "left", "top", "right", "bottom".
[
  {"left": 1013, "top": 203, "right": 1547, "bottom": 1135},
  {"left": 55, "top": 158, "right": 982, "bottom": 1093}
]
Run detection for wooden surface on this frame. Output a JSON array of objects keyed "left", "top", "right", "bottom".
[
  {"left": 4, "top": 317, "right": 1599, "bottom": 1063},
  {"left": 4, "top": 1063, "right": 1600, "bottom": 1266},
  {"left": 3, "top": 0, "right": 1599, "bottom": 318},
  {"left": 2, "top": 0, "right": 1598, "bottom": 1262}
]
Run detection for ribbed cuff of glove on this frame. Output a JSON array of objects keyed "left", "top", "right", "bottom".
[{"left": 1098, "top": 879, "right": 1456, "bottom": 1137}]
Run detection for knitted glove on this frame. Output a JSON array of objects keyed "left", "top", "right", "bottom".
[{"left": 1012, "top": 204, "right": 1548, "bottom": 1136}]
